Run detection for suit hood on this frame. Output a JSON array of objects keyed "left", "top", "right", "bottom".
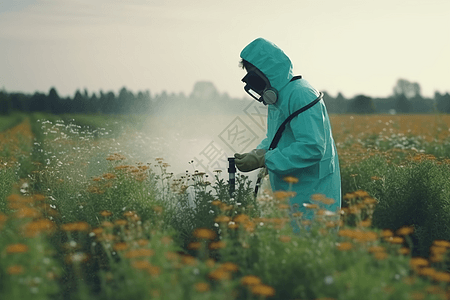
[{"left": 240, "top": 38, "right": 294, "bottom": 92}]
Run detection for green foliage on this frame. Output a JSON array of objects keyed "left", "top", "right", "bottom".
[{"left": 341, "top": 155, "right": 450, "bottom": 257}]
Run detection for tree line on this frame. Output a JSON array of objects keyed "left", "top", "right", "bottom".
[{"left": 1, "top": 79, "right": 449, "bottom": 115}]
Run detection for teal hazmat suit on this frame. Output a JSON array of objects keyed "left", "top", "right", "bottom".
[{"left": 239, "top": 38, "right": 342, "bottom": 228}]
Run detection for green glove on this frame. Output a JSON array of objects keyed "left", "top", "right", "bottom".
[{"left": 234, "top": 149, "right": 266, "bottom": 172}]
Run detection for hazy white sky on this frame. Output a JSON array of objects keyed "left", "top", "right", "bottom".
[{"left": 1, "top": 0, "right": 449, "bottom": 99}]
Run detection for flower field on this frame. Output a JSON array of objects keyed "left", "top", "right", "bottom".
[{"left": 2, "top": 113, "right": 450, "bottom": 300}]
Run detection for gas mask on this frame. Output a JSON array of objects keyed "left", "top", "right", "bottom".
[{"left": 241, "top": 67, "right": 278, "bottom": 105}]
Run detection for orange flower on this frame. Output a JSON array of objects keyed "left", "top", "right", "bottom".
[
  {"left": 381, "top": 229, "right": 394, "bottom": 238},
  {"left": 251, "top": 284, "right": 276, "bottom": 297},
  {"left": 433, "top": 240, "right": 450, "bottom": 248},
  {"left": 61, "top": 221, "right": 89, "bottom": 232},
  {"left": 386, "top": 236, "right": 404, "bottom": 244},
  {"left": 124, "top": 249, "right": 155, "bottom": 259},
  {"left": 164, "top": 251, "right": 179, "bottom": 261},
  {"left": 368, "top": 246, "right": 385, "bottom": 253},
  {"left": 131, "top": 260, "right": 151, "bottom": 270},
  {"left": 6, "top": 243, "right": 29, "bottom": 254},
  {"left": 283, "top": 176, "right": 298, "bottom": 184},
  {"left": 114, "top": 219, "right": 127, "bottom": 226},
  {"left": 211, "top": 200, "right": 222, "bottom": 206},
  {"left": 273, "top": 191, "right": 291, "bottom": 200},
  {"left": 396, "top": 226, "right": 414, "bottom": 236},
  {"left": 181, "top": 255, "right": 198, "bottom": 266},
  {"left": 220, "top": 262, "right": 239, "bottom": 272},
  {"left": 147, "top": 265, "right": 161, "bottom": 276},
  {"left": 432, "top": 271, "right": 450, "bottom": 282},
  {"left": 277, "top": 204, "right": 290, "bottom": 210},
  {"left": 15, "top": 207, "right": 41, "bottom": 219},
  {"left": 194, "top": 282, "right": 210, "bottom": 292},
  {"left": 208, "top": 269, "right": 231, "bottom": 281},
  {"left": 409, "top": 257, "right": 429, "bottom": 268},
  {"left": 22, "top": 219, "right": 55, "bottom": 237},
  {"left": 214, "top": 215, "right": 231, "bottom": 223},
  {"left": 398, "top": 247, "right": 410, "bottom": 255},
  {"left": 336, "top": 242, "right": 353, "bottom": 251},
  {"left": 7, "top": 265, "right": 24, "bottom": 275},
  {"left": 303, "top": 203, "right": 319, "bottom": 209},
  {"left": 123, "top": 211, "right": 137, "bottom": 218},
  {"left": 32, "top": 194, "right": 46, "bottom": 202},
  {"left": 278, "top": 235, "right": 292, "bottom": 243},
  {"left": 209, "top": 241, "right": 226, "bottom": 250},
  {"left": 373, "top": 252, "right": 388, "bottom": 260},
  {"left": 100, "top": 210, "right": 113, "bottom": 217},
  {"left": 160, "top": 236, "right": 173, "bottom": 245},
  {"left": 241, "top": 275, "right": 262, "bottom": 286},
  {"left": 233, "top": 214, "right": 250, "bottom": 224},
  {"left": 113, "top": 242, "right": 128, "bottom": 251},
  {"left": 188, "top": 242, "right": 201, "bottom": 250}
]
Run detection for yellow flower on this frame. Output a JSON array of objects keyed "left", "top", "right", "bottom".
[
  {"left": 147, "top": 265, "right": 161, "bottom": 276},
  {"left": 188, "top": 242, "right": 201, "bottom": 250},
  {"left": 373, "top": 252, "right": 388, "bottom": 260},
  {"left": 303, "top": 203, "right": 319, "bottom": 209},
  {"left": 61, "top": 221, "right": 90, "bottom": 232},
  {"left": 277, "top": 204, "right": 290, "bottom": 210},
  {"left": 193, "top": 228, "right": 216, "bottom": 240},
  {"left": 336, "top": 242, "right": 353, "bottom": 251},
  {"left": 220, "top": 262, "right": 239, "bottom": 272},
  {"left": 398, "top": 247, "right": 410, "bottom": 255},
  {"left": 6, "top": 243, "right": 28, "bottom": 254},
  {"left": 208, "top": 269, "right": 231, "bottom": 281},
  {"left": 211, "top": 200, "right": 222, "bottom": 206},
  {"left": 381, "top": 229, "right": 394, "bottom": 238},
  {"left": 417, "top": 267, "right": 436, "bottom": 277},
  {"left": 241, "top": 275, "right": 262, "bottom": 286},
  {"left": 131, "top": 260, "right": 152, "bottom": 270},
  {"left": 409, "top": 257, "right": 429, "bottom": 268},
  {"left": 124, "top": 249, "right": 155, "bottom": 259},
  {"left": 7, "top": 265, "right": 24, "bottom": 275},
  {"left": 368, "top": 246, "right": 385, "bottom": 253},
  {"left": 114, "top": 219, "right": 127, "bottom": 226},
  {"left": 433, "top": 240, "right": 450, "bottom": 248},
  {"left": 100, "top": 210, "right": 113, "bottom": 217},
  {"left": 251, "top": 284, "right": 276, "bottom": 297},
  {"left": 396, "top": 226, "right": 414, "bottom": 236},
  {"left": 432, "top": 271, "right": 450, "bottom": 282},
  {"left": 386, "top": 236, "right": 403, "bottom": 244},
  {"left": 113, "top": 242, "right": 128, "bottom": 251},
  {"left": 15, "top": 207, "right": 41, "bottom": 219},
  {"left": 278, "top": 235, "right": 292, "bottom": 243},
  {"left": 214, "top": 215, "right": 231, "bottom": 223},
  {"left": 209, "top": 241, "right": 226, "bottom": 250},
  {"left": 194, "top": 282, "right": 210, "bottom": 292},
  {"left": 233, "top": 214, "right": 250, "bottom": 223},
  {"left": 283, "top": 176, "right": 298, "bottom": 184}
]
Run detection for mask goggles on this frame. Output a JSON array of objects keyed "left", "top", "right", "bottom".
[{"left": 241, "top": 68, "right": 277, "bottom": 105}]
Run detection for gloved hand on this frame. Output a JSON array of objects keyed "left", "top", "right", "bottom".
[{"left": 234, "top": 149, "right": 266, "bottom": 172}]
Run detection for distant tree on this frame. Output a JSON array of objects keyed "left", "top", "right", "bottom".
[
  {"left": 393, "top": 79, "right": 421, "bottom": 99},
  {"left": 0, "top": 91, "right": 12, "bottom": 115},
  {"left": 394, "top": 94, "right": 412, "bottom": 113},
  {"left": 48, "top": 87, "right": 61, "bottom": 114},
  {"left": 335, "top": 92, "right": 347, "bottom": 114},
  {"left": 347, "top": 95, "right": 375, "bottom": 114},
  {"left": 29, "top": 92, "right": 49, "bottom": 112},
  {"left": 436, "top": 92, "right": 450, "bottom": 113}
]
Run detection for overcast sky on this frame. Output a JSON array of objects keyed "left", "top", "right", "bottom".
[{"left": 1, "top": 0, "right": 449, "bottom": 99}]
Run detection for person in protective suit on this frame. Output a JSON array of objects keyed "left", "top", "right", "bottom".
[{"left": 235, "top": 38, "right": 341, "bottom": 231}]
